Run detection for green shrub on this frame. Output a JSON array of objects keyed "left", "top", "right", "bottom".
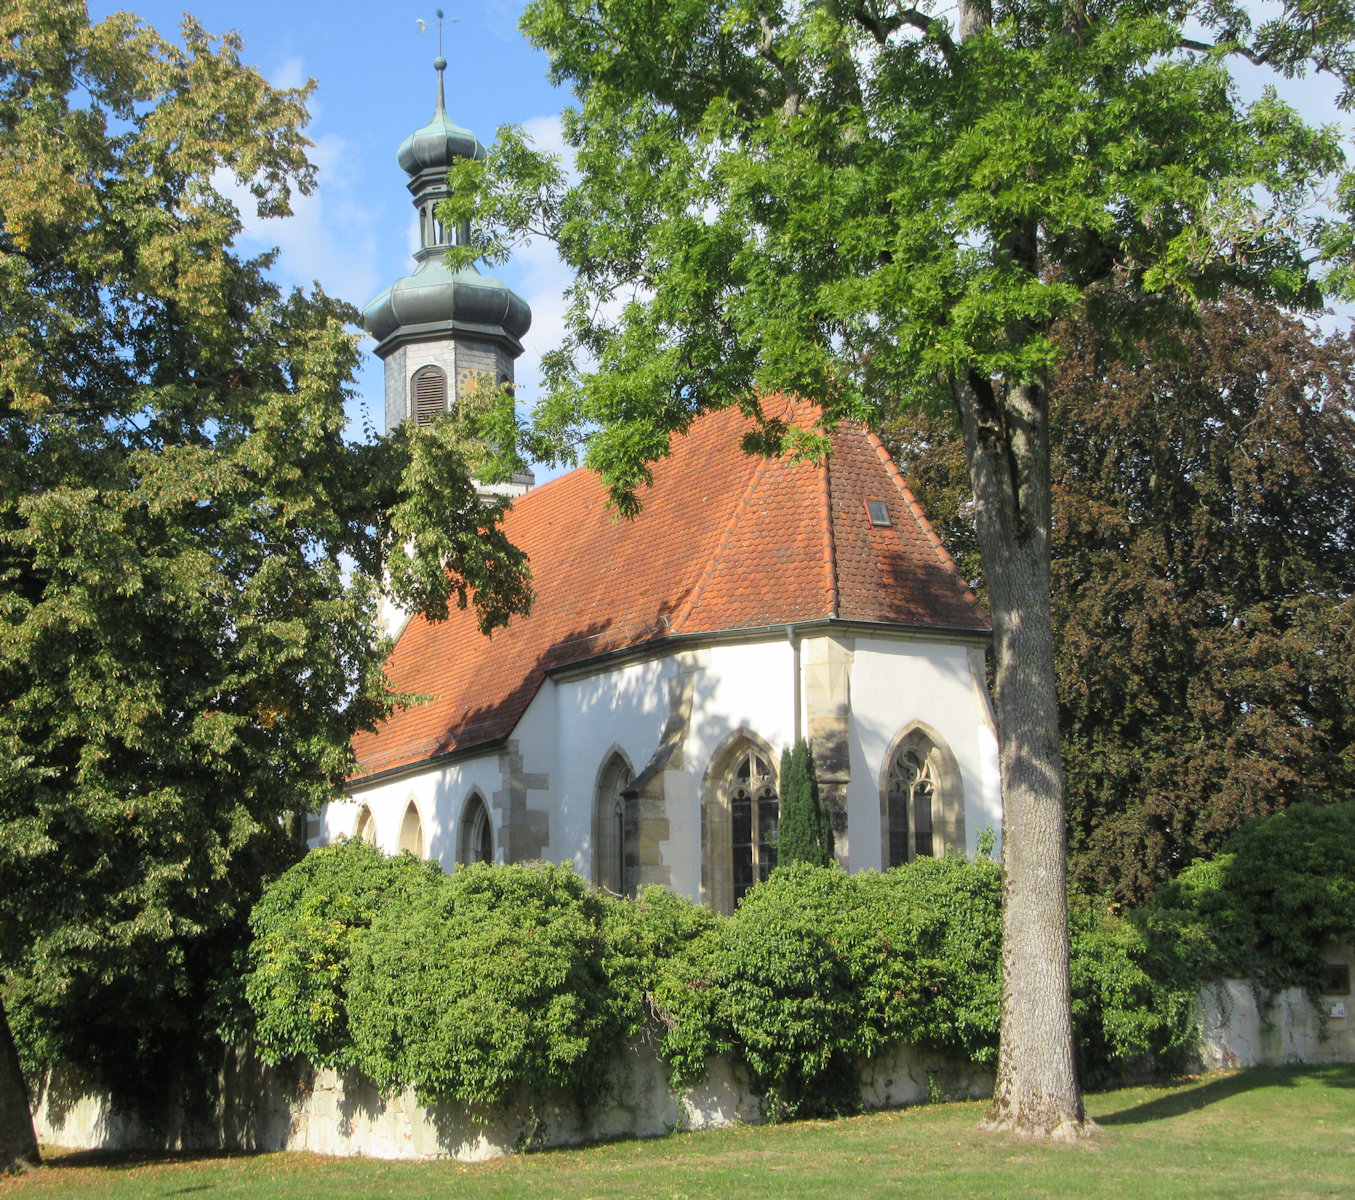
[
  {"left": 620, "top": 885, "right": 729, "bottom": 1085},
  {"left": 245, "top": 826, "right": 1315, "bottom": 1121},
  {"left": 1069, "top": 898, "right": 1198, "bottom": 1086},
  {"left": 856, "top": 855, "right": 1003, "bottom": 1065},
  {"left": 777, "top": 739, "right": 834, "bottom": 867},
  {"left": 713, "top": 862, "right": 870, "bottom": 1117},
  {"left": 244, "top": 837, "right": 442, "bottom": 1070},
  {"left": 1151, "top": 802, "right": 1355, "bottom": 994},
  {"left": 705, "top": 856, "right": 1005, "bottom": 1119},
  {"left": 345, "top": 861, "right": 646, "bottom": 1112}
]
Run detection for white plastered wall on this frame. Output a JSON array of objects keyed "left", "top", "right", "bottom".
[
  {"left": 669, "top": 639, "right": 797, "bottom": 901},
  {"left": 326, "top": 629, "right": 1001, "bottom": 899},
  {"left": 327, "top": 752, "right": 509, "bottom": 875},
  {"left": 543, "top": 656, "right": 673, "bottom": 875},
  {"left": 845, "top": 635, "right": 1001, "bottom": 867}
]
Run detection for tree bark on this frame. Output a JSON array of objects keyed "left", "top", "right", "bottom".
[
  {"left": 0, "top": 997, "right": 40, "bottom": 1173},
  {"left": 953, "top": 369, "right": 1090, "bottom": 1139}
]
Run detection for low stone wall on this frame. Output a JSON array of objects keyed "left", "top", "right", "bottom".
[
  {"left": 34, "top": 945, "right": 1355, "bottom": 1160},
  {"left": 1198, "top": 986, "right": 1355, "bottom": 1070},
  {"left": 1197, "top": 945, "right": 1355, "bottom": 1071},
  {"left": 30, "top": 1037, "right": 992, "bottom": 1162}
]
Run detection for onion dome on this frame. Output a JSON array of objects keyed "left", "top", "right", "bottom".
[
  {"left": 363, "top": 57, "right": 531, "bottom": 358},
  {"left": 364, "top": 258, "right": 531, "bottom": 352},
  {"left": 396, "top": 56, "right": 485, "bottom": 177}
]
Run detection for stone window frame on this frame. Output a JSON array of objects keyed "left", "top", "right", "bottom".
[
  {"left": 353, "top": 803, "right": 378, "bottom": 848},
  {"left": 592, "top": 747, "right": 634, "bottom": 896},
  {"left": 397, "top": 796, "right": 425, "bottom": 859},
  {"left": 457, "top": 789, "right": 494, "bottom": 866},
  {"left": 879, "top": 722, "right": 965, "bottom": 867},
  {"left": 701, "top": 729, "right": 780, "bottom": 916}
]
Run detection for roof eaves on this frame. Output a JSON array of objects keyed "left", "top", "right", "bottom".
[
  {"left": 547, "top": 614, "right": 992, "bottom": 686},
  {"left": 346, "top": 731, "right": 508, "bottom": 792},
  {"left": 350, "top": 613, "right": 994, "bottom": 788}
]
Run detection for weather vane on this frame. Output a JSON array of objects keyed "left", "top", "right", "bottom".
[{"left": 416, "top": 9, "right": 456, "bottom": 58}]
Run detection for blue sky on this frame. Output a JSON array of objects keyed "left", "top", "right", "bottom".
[
  {"left": 86, "top": 2, "right": 1350, "bottom": 454},
  {"left": 87, "top": 1, "right": 572, "bottom": 444}
]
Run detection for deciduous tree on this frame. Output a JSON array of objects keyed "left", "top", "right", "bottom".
[
  {"left": 0, "top": 3, "right": 530, "bottom": 1169},
  {"left": 891, "top": 293, "right": 1355, "bottom": 903},
  {"left": 444, "top": 0, "right": 1352, "bottom": 1136}
]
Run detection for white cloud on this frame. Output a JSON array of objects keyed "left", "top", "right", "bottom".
[
  {"left": 217, "top": 132, "right": 383, "bottom": 307},
  {"left": 212, "top": 124, "right": 390, "bottom": 442},
  {"left": 267, "top": 55, "right": 309, "bottom": 95},
  {"left": 503, "top": 229, "right": 576, "bottom": 404},
  {"left": 519, "top": 113, "right": 575, "bottom": 171}
]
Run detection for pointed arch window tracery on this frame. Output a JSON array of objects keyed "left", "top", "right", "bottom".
[
  {"left": 887, "top": 748, "right": 935, "bottom": 865},
  {"left": 730, "top": 748, "right": 778, "bottom": 904}
]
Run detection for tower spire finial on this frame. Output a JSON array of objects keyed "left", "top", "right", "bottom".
[{"left": 428, "top": 9, "right": 452, "bottom": 113}]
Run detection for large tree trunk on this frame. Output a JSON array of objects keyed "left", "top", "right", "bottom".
[
  {"left": 0, "top": 997, "right": 40, "bottom": 1173},
  {"left": 953, "top": 369, "right": 1089, "bottom": 1140}
]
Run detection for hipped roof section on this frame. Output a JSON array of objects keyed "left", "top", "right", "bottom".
[{"left": 350, "top": 399, "right": 987, "bottom": 780}]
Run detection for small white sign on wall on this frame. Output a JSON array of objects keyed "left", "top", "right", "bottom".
[{"left": 1331, "top": 1002, "right": 1348, "bottom": 1020}]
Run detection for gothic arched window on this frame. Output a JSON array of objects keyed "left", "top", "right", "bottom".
[
  {"left": 883, "top": 728, "right": 964, "bottom": 867},
  {"left": 411, "top": 364, "right": 447, "bottom": 426},
  {"left": 887, "top": 748, "right": 935, "bottom": 865},
  {"left": 397, "top": 799, "right": 424, "bottom": 859},
  {"left": 353, "top": 803, "right": 378, "bottom": 847},
  {"left": 457, "top": 792, "right": 493, "bottom": 866},
  {"left": 730, "top": 747, "right": 778, "bottom": 905},
  {"left": 702, "top": 734, "right": 781, "bottom": 914},
  {"left": 594, "top": 754, "right": 632, "bottom": 895}
]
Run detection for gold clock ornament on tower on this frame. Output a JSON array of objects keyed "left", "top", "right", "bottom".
[{"left": 457, "top": 367, "right": 486, "bottom": 399}]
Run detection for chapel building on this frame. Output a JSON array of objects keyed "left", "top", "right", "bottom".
[{"left": 319, "top": 61, "right": 1003, "bottom": 912}]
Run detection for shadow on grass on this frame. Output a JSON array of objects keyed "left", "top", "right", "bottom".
[
  {"left": 37, "top": 1147, "right": 267, "bottom": 1171},
  {"left": 1096, "top": 1063, "right": 1355, "bottom": 1127}
]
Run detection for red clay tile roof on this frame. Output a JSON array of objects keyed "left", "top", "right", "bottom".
[{"left": 350, "top": 401, "right": 988, "bottom": 779}]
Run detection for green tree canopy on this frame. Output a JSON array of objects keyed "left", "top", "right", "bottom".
[
  {"left": 0, "top": 2, "right": 531, "bottom": 1168},
  {"left": 441, "top": 0, "right": 1352, "bottom": 1136},
  {"left": 891, "top": 291, "right": 1355, "bottom": 904}
]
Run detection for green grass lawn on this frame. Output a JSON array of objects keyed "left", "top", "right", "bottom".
[{"left": 5, "top": 1065, "right": 1353, "bottom": 1199}]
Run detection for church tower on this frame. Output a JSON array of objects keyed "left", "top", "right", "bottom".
[{"left": 363, "top": 53, "right": 534, "bottom": 496}]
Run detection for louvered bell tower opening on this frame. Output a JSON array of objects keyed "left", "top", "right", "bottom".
[
  {"left": 411, "top": 364, "right": 447, "bottom": 426},
  {"left": 362, "top": 55, "right": 533, "bottom": 499}
]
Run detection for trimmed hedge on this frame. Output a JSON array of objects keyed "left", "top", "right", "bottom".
[
  {"left": 244, "top": 838, "right": 443, "bottom": 1071},
  {"left": 246, "top": 839, "right": 1209, "bottom": 1120},
  {"left": 346, "top": 862, "right": 638, "bottom": 1110}
]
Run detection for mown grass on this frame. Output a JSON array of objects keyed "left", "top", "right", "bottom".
[{"left": 4, "top": 1065, "right": 1353, "bottom": 1199}]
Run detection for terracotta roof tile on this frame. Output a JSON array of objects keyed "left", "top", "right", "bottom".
[{"left": 350, "top": 403, "right": 988, "bottom": 779}]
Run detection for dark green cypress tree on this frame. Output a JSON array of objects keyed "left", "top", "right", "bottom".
[{"left": 777, "top": 739, "right": 835, "bottom": 867}]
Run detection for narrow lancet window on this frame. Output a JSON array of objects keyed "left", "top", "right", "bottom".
[{"left": 730, "top": 748, "right": 778, "bottom": 904}]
